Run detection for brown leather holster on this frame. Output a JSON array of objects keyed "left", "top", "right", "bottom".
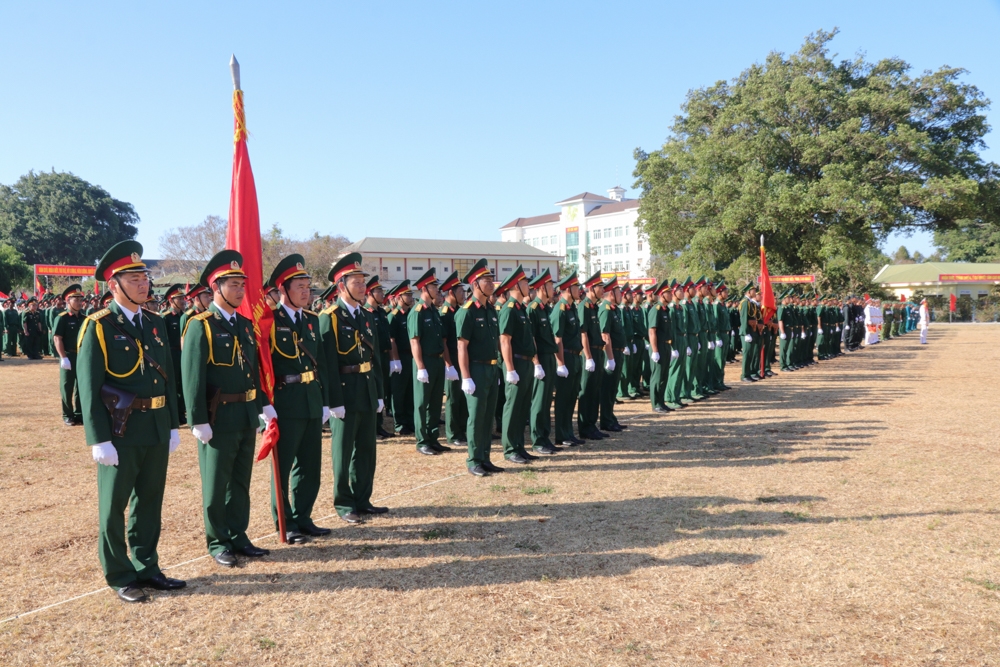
[{"left": 100, "top": 384, "right": 137, "bottom": 438}]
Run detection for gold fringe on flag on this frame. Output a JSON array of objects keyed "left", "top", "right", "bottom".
[{"left": 232, "top": 89, "right": 249, "bottom": 143}]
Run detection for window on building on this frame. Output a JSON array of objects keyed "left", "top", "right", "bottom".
[
  {"left": 550, "top": 235, "right": 557, "bottom": 245},
  {"left": 615, "top": 227, "right": 623, "bottom": 237},
  {"left": 411, "top": 266, "right": 423, "bottom": 271},
  {"left": 625, "top": 243, "right": 629, "bottom": 254},
  {"left": 614, "top": 244, "right": 622, "bottom": 254},
  {"left": 396, "top": 266, "right": 402, "bottom": 272},
  {"left": 614, "top": 261, "right": 623, "bottom": 271},
  {"left": 625, "top": 226, "right": 630, "bottom": 235},
  {"left": 566, "top": 231, "right": 579, "bottom": 246},
  {"left": 566, "top": 249, "right": 578, "bottom": 264},
  {"left": 501, "top": 267, "right": 511, "bottom": 272},
  {"left": 381, "top": 267, "right": 389, "bottom": 279},
  {"left": 540, "top": 237, "right": 548, "bottom": 246},
  {"left": 592, "top": 246, "right": 601, "bottom": 256},
  {"left": 593, "top": 229, "right": 602, "bottom": 240},
  {"left": 586, "top": 231, "right": 591, "bottom": 243},
  {"left": 453, "top": 258, "right": 474, "bottom": 276},
  {"left": 625, "top": 261, "right": 630, "bottom": 271},
  {"left": 604, "top": 245, "right": 611, "bottom": 254},
  {"left": 637, "top": 240, "right": 643, "bottom": 251}
]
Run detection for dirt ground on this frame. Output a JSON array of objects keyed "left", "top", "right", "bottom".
[{"left": 0, "top": 324, "right": 998, "bottom": 666}]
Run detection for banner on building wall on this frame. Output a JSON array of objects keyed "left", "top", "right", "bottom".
[
  {"left": 770, "top": 274, "right": 816, "bottom": 284},
  {"left": 938, "top": 273, "right": 1000, "bottom": 282},
  {"left": 34, "top": 264, "right": 97, "bottom": 277}
]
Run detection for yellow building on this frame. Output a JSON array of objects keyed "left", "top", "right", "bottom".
[{"left": 874, "top": 262, "right": 1000, "bottom": 300}]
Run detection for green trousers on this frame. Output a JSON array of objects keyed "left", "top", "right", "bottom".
[
  {"left": 502, "top": 357, "right": 534, "bottom": 457},
  {"left": 378, "top": 348, "right": 391, "bottom": 431},
  {"left": 712, "top": 339, "right": 727, "bottom": 389},
  {"left": 599, "top": 348, "right": 624, "bottom": 429},
  {"left": 641, "top": 342, "right": 651, "bottom": 388},
  {"left": 741, "top": 334, "right": 758, "bottom": 379},
  {"left": 779, "top": 335, "right": 791, "bottom": 369},
  {"left": 270, "top": 416, "right": 322, "bottom": 532},
  {"left": 60, "top": 360, "right": 82, "bottom": 421},
  {"left": 465, "top": 362, "right": 500, "bottom": 467},
  {"left": 331, "top": 408, "right": 377, "bottom": 516},
  {"left": 577, "top": 350, "right": 602, "bottom": 432},
  {"left": 695, "top": 333, "right": 710, "bottom": 394},
  {"left": 4, "top": 329, "right": 17, "bottom": 355},
  {"left": 649, "top": 350, "right": 669, "bottom": 408},
  {"left": 530, "top": 352, "right": 556, "bottom": 449},
  {"left": 683, "top": 337, "right": 699, "bottom": 398},
  {"left": 390, "top": 356, "right": 414, "bottom": 432},
  {"left": 666, "top": 345, "right": 686, "bottom": 406},
  {"left": 553, "top": 352, "right": 581, "bottom": 443},
  {"left": 170, "top": 348, "right": 185, "bottom": 425},
  {"left": 200, "top": 427, "right": 256, "bottom": 556},
  {"left": 413, "top": 355, "right": 444, "bottom": 448},
  {"left": 97, "top": 441, "right": 169, "bottom": 589},
  {"left": 444, "top": 375, "right": 468, "bottom": 443}
]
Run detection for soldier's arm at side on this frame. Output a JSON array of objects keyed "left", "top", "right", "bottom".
[
  {"left": 181, "top": 316, "right": 211, "bottom": 427},
  {"left": 408, "top": 308, "right": 425, "bottom": 369},
  {"left": 316, "top": 317, "right": 331, "bottom": 407},
  {"left": 318, "top": 312, "right": 345, "bottom": 409},
  {"left": 455, "top": 308, "right": 472, "bottom": 380},
  {"left": 77, "top": 319, "right": 113, "bottom": 446}
]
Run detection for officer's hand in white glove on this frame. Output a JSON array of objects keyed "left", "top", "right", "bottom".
[
  {"left": 731, "top": 330, "right": 736, "bottom": 337},
  {"left": 671, "top": 349, "right": 680, "bottom": 360},
  {"left": 377, "top": 399, "right": 384, "bottom": 413},
  {"left": 262, "top": 404, "right": 277, "bottom": 423},
  {"left": 622, "top": 345, "right": 630, "bottom": 356},
  {"left": 444, "top": 365, "right": 459, "bottom": 381},
  {"left": 533, "top": 364, "right": 545, "bottom": 380},
  {"left": 707, "top": 341, "right": 715, "bottom": 350},
  {"left": 416, "top": 368, "right": 430, "bottom": 383},
  {"left": 818, "top": 328, "right": 824, "bottom": 334},
  {"left": 585, "top": 358, "right": 597, "bottom": 372},
  {"left": 461, "top": 378, "right": 476, "bottom": 395},
  {"left": 780, "top": 333, "right": 787, "bottom": 340},
  {"left": 632, "top": 344, "right": 638, "bottom": 354},
  {"left": 60, "top": 357, "right": 72, "bottom": 370},
  {"left": 744, "top": 335, "right": 753, "bottom": 343},
  {"left": 716, "top": 339, "right": 723, "bottom": 347},
  {"left": 697, "top": 342, "right": 702, "bottom": 351},
  {"left": 192, "top": 423, "right": 213, "bottom": 443},
  {"left": 169, "top": 429, "right": 180, "bottom": 453},
  {"left": 331, "top": 406, "right": 346, "bottom": 420},
  {"left": 686, "top": 346, "right": 693, "bottom": 356},
  {"left": 506, "top": 370, "right": 519, "bottom": 384},
  {"left": 389, "top": 360, "right": 402, "bottom": 375},
  {"left": 605, "top": 358, "right": 616, "bottom": 372},
  {"left": 651, "top": 352, "right": 660, "bottom": 363},
  {"left": 92, "top": 442, "right": 118, "bottom": 466},
  {"left": 556, "top": 365, "right": 569, "bottom": 378},
  {"left": 322, "top": 406, "right": 331, "bottom": 423},
  {"left": 801, "top": 332, "right": 806, "bottom": 339}
]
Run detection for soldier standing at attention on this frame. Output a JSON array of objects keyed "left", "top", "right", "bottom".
[
  {"left": 320, "top": 253, "right": 386, "bottom": 524},
  {"left": 577, "top": 272, "right": 606, "bottom": 440},
  {"left": 161, "top": 284, "right": 187, "bottom": 424},
  {"left": 455, "top": 259, "right": 504, "bottom": 476},
  {"left": 77, "top": 240, "right": 183, "bottom": 603},
  {"left": 388, "top": 280, "right": 415, "bottom": 435},
  {"left": 550, "top": 272, "right": 583, "bottom": 447},
  {"left": 53, "top": 284, "right": 86, "bottom": 425},
  {"left": 439, "top": 271, "right": 468, "bottom": 447},
  {"left": 266, "top": 254, "right": 332, "bottom": 540},
  {"left": 664, "top": 281, "right": 687, "bottom": 410},
  {"left": 409, "top": 268, "right": 455, "bottom": 456},
  {"left": 740, "top": 283, "right": 761, "bottom": 382},
  {"left": 179, "top": 284, "right": 212, "bottom": 343},
  {"left": 4, "top": 298, "right": 20, "bottom": 356},
  {"left": 183, "top": 251, "right": 270, "bottom": 567},
  {"left": 598, "top": 276, "right": 629, "bottom": 432},
  {"left": 647, "top": 280, "right": 674, "bottom": 413},
  {"left": 364, "top": 275, "right": 397, "bottom": 440},
  {"left": 497, "top": 265, "right": 539, "bottom": 465},
  {"left": 21, "top": 297, "right": 44, "bottom": 359},
  {"left": 527, "top": 269, "right": 564, "bottom": 456}
]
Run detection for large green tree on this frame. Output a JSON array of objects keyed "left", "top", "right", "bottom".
[
  {"left": 0, "top": 243, "right": 31, "bottom": 294},
  {"left": 633, "top": 29, "right": 1000, "bottom": 293},
  {"left": 0, "top": 170, "right": 139, "bottom": 266},
  {"left": 933, "top": 222, "right": 1000, "bottom": 262}
]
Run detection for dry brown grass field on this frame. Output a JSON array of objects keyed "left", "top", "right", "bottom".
[{"left": 0, "top": 324, "right": 998, "bottom": 666}]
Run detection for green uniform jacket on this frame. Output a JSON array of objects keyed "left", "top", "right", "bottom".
[
  {"left": 270, "top": 305, "right": 329, "bottom": 418},
  {"left": 319, "top": 298, "right": 382, "bottom": 412},
  {"left": 53, "top": 311, "right": 83, "bottom": 357},
  {"left": 499, "top": 300, "right": 536, "bottom": 357},
  {"left": 388, "top": 307, "right": 412, "bottom": 361},
  {"left": 598, "top": 302, "right": 627, "bottom": 349},
  {"left": 578, "top": 298, "right": 603, "bottom": 353},
  {"left": 439, "top": 303, "right": 459, "bottom": 361},
  {"left": 647, "top": 304, "right": 672, "bottom": 348},
  {"left": 408, "top": 302, "right": 445, "bottom": 355},
  {"left": 550, "top": 298, "right": 581, "bottom": 350},
  {"left": 529, "top": 299, "right": 558, "bottom": 355},
  {"left": 455, "top": 299, "right": 500, "bottom": 362},
  {"left": 77, "top": 302, "right": 180, "bottom": 446}
]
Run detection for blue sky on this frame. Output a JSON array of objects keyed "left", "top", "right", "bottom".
[{"left": 3, "top": 1, "right": 999, "bottom": 260}]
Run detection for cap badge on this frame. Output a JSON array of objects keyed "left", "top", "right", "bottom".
[
  {"left": 230, "top": 260, "right": 240, "bottom": 270},
  {"left": 296, "top": 262, "right": 304, "bottom": 270},
  {"left": 130, "top": 252, "right": 140, "bottom": 263}
]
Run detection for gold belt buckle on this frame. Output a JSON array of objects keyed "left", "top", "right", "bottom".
[
  {"left": 245, "top": 388, "right": 257, "bottom": 401},
  {"left": 490, "top": 359, "right": 497, "bottom": 365},
  {"left": 150, "top": 395, "right": 166, "bottom": 409},
  {"left": 300, "top": 371, "right": 315, "bottom": 384},
  {"left": 359, "top": 362, "right": 372, "bottom": 373}
]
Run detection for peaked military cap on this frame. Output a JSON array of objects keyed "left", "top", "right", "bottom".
[
  {"left": 555, "top": 271, "right": 578, "bottom": 291},
  {"left": 201, "top": 249, "right": 247, "bottom": 288},
  {"left": 268, "top": 253, "right": 310, "bottom": 289},
  {"left": 61, "top": 284, "right": 84, "bottom": 300},
  {"left": 366, "top": 275, "right": 383, "bottom": 293},
  {"left": 582, "top": 271, "right": 603, "bottom": 290},
  {"left": 328, "top": 252, "right": 368, "bottom": 283},
  {"left": 163, "top": 283, "right": 185, "bottom": 300},
  {"left": 414, "top": 267, "right": 438, "bottom": 290},
  {"left": 528, "top": 268, "right": 552, "bottom": 288},
  {"left": 463, "top": 258, "right": 494, "bottom": 285},
  {"left": 95, "top": 240, "right": 146, "bottom": 282},
  {"left": 439, "top": 270, "right": 461, "bottom": 292},
  {"left": 496, "top": 264, "right": 527, "bottom": 295},
  {"left": 602, "top": 275, "right": 618, "bottom": 290},
  {"left": 387, "top": 279, "right": 411, "bottom": 298}
]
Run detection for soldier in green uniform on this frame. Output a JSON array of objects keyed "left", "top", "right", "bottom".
[
  {"left": 20, "top": 298, "right": 43, "bottom": 359},
  {"left": 439, "top": 271, "right": 468, "bottom": 447},
  {"left": 597, "top": 276, "right": 628, "bottom": 431},
  {"left": 387, "top": 280, "right": 415, "bottom": 435},
  {"left": 455, "top": 259, "right": 504, "bottom": 476},
  {"left": 710, "top": 282, "right": 731, "bottom": 391},
  {"left": 576, "top": 272, "right": 606, "bottom": 440},
  {"left": 46, "top": 295, "right": 63, "bottom": 357},
  {"left": 3, "top": 298, "right": 20, "bottom": 356},
  {"left": 179, "top": 284, "right": 212, "bottom": 343},
  {"left": 527, "top": 269, "right": 564, "bottom": 455},
  {"left": 77, "top": 240, "right": 184, "bottom": 603},
  {"left": 664, "top": 281, "right": 687, "bottom": 409},
  {"left": 364, "top": 275, "right": 397, "bottom": 440},
  {"left": 740, "top": 283, "right": 761, "bottom": 381},
  {"left": 497, "top": 265, "right": 539, "bottom": 464},
  {"left": 551, "top": 272, "right": 583, "bottom": 446},
  {"left": 648, "top": 279, "right": 674, "bottom": 413},
  {"left": 53, "top": 285, "right": 86, "bottom": 425},
  {"left": 408, "top": 267, "right": 454, "bottom": 456},
  {"left": 266, "top": 254, "right": 332, "bottom": 538},
  {"left": 183, "top": 251, "right": 270, "bottom": 567},
  {"left": 160, "top": 284, "right": 187, "bottom": 425},
  {"left": 320, "top": 253, "right": 386, "bottom": 523}
]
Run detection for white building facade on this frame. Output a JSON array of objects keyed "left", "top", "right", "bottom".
[{"left": 500, "top": 187, "right": 650, "bottom": 282}]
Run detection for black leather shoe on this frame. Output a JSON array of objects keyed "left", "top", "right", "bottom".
[
  {"left": 360, "top": 506, "right": 389, "bottom": 514},
  {"left": 340, "top": 512, "right": 364, "bottom": 524},
  {"left": 417, "top": 445, "right": 439, "bottom": 456},
  {"left": 63, "top": 417, "right": 75, "bottom": 426},
  {"left": 741, "top": 377, "right": 756, "bottom": 383},
  {"left": 429, "top": 443, "right": 452, "bottom": 452},
  {"left": 468, "top": 465, "right": 489, "bottom": 477},
  {"left": 397, "top": 427, "right": 415, "bottom": 436},
  {"left": 482, "top": 461, "right": 506, "bottom": 473},
  {"left": 142, "top": 573, "right": 186, "bottom": 590},
  {"left": 653, "top": 405, "right": 669, "bottom": 413},
  {"left": 285, "top": 531, "right": 310, "bottom": 544},
  {"left": 584, "top": 429, "right": 606, "bottom": 440},
  {"left": 451, "top": 438, "right": 468, "bottom": 446},
  {"left": 505, "top": 453, "right": 530, "bottom": 464},
  {"left": 238, "top": 544, "right": 270, "bottom": 557},
  {"left": 568, "top": 436, "right": 585, "bottom": 445},
  {"left": 299, "top": 524, "right": 332, "bottom": 537},
  {"left": 603, "top": 424, "right": 622, "bottom": 432},
  {"left": 521, "top": 450, "right": 540, "bottom": 460},
  {"left": 116, "top": 583, "right": 147, "bottom": 603},
  {"left": 214, "top": 550, "right": 237, "bottom": 568},
  {"left": 617, "top": 423, "right": 629, "bottom": 429},
  {"left": 377, "top": 427, "right": 395, "bottom": 438},
  {"left": 533, "top": 446, "right": 558, "bottom": 455}
]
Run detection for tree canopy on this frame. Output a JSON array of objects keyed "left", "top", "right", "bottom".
[
  {"left": 0, "top": 243, "right": 31, "bottom": 294},
  {"left": 933, "top": 222, "right": 1000, "bottom": 262},
  {"left": 633, "top": 29, "right": 1000, "bottom": 293},
  {"left": 0, "top": 170, "right": 139, "bottom": 267}
]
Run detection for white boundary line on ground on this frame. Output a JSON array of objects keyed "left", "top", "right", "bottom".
[{"left": 0, "top": 471, "right": 465, "bottom": 626}]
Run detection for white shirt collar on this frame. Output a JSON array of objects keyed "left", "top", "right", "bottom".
[
  {"left": 281, "top": 302, "right": 302, "bottom": 321},
  {"left": 116, "top": 300, "right": 140, "bottom": 321}
]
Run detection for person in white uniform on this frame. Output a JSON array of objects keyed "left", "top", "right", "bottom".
[{"left": 919, "top": 298, "right": 929, "bottom": 345}]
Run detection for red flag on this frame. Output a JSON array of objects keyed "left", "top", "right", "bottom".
[
  {"left": 759, "top": 236, "right": 776, "bottom": 323},
  {"left": 949, "top": 294, "right": 957, "bottom": 312},
  {"left": 0, "top": 290, "right": 8, "bottom": 300},
  {"left": 94, "top": 280, "right": 101, "bottom": 295},
  {"left": 35, "top": 277, "right": 44, "bottom": 297}
]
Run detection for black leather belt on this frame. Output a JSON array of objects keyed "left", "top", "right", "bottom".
[
  {"left": 132, "top": 396, "right": 166, "bottom": 411},
  {"left": 513, "top": 354, "right": 532, "bottom": 361},
  {"left": 280, "top": 372, "right": 314, "bottom": 385},
  {"left": 472, "top": 359, "right": 498, "bottom": 365},
  {"left": 563, "top": 348, "right": 582, "bottom": 355},
  {"left": 220, "top": 389, "right": 258, "bottom": 403},
  {"left": 340, "top": 362, "right": 372, "bottom": 374}
]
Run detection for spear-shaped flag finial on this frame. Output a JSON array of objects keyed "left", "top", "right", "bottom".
[{"left": 230, "top": 54, "right": 240, "bottom": 91}]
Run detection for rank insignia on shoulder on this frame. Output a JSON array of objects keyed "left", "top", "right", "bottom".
[
  {"left": 507, "top": 301, "right": 515, "bottom": 309},
  {"left": 462, "top": 301, "right": 474, "bottom": 309},
  {"left": 88, "top": 308, "right": 111, "bottom": 320},
  {"left": 415, "top": 304, "right": 423, "bottom": 312}
]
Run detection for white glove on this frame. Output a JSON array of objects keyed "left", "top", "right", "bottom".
[
  {"left": 744, "top": 335, "right": 753, "bottom": 343},
  {"left": 780, "top": 333, "right": 787, "bottom": 340},
  {"left": 60, "top": 357, "right": 72, "bottom": 370},
  {"left": 622, "top": 346, "right": 630, "bottom": 356},
  {"left": 556, "top": 365, "right": 569, "bottom": 378},
  {"left": 801, "top": 332, "right": 806, "bottom": 339},
  {"left": 707, "top": 341, "right": 715, "bottom": 350},
  {"left": 192, "top": 423, "right": 213, "bottom": 443},
  {"left": 585, "top": 358, "right": 596, "bottom": 372},
  {"left": 506, "top": 370, "right": 519, "bottom": 384},
  {"left": 671, "top": 349, "right": 680, "bottom": 360},
  {"left": 322, "top": 406, "right": 331, "bottom": 423},
  {"left": 331, "top": 405, "right": 346, "bottom": 420},
  {"left": 389, "top": 360, "right": 402, "bottom": 374},
  {"left": 377, "top": 399, "right": 384, "bottom": 413},
  {"left": 169, "top": 429, "right": 180, "bottom": 453},
  {"left": 836, "top": 326, "right": 841, "bottom": 332},
  {"left": 698, "top": 342, "right": 702, "bottom": 351},
  {"left": 461, "top": 378, "right": 476, "bottom": 395},
  {"left": 818, "top": 328, "right": 824, "bottom": 334},
  {"left": 91, "top": 442, "right": 118, "bottom": 466},
  {"left": 716, "top": 339, "right": 723, "bottom": 347},
  {"left": 262, "top": 404, "right": 277, "bottom": 423},
  {"left": 605, "top": 358, "right": 616, "bottom": 372},
  {"left": 731, "top": 330, "right": 735, "bottom": 337},
  {"left": 632, "top": 344, "right": 638, "bottom": 353},
  {"left": 416, "top": 368, "right": 430, "bottom": 383},
  {"left": 651, "top": 352, "right": 660, "bottom": 363},
  {"left": 533, "top": 364, "right": 545, "bottom": 380},
  {"left": 444, "top": 365, "right": 459, "bottom": 381},
  {"left": 686, "top": 346, "right": 692, "bottom": 356}
]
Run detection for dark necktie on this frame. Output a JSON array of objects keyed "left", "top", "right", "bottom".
[
  {"left": 294, "top": 311, "right": 301, "bottom": 328},
  {"left": 133, "top": 314, "right": 142, "bottom": 333}
]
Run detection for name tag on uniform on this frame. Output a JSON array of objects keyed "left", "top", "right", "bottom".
[
  {"left": 277, "top": 326, "right": 291, "bottom": 332},
  {"left": 343, "top": 325, "right": 354, "bottom": 331},
  {"left": 215, "top": 332, "right": 231, "bottom": 338},
  {"left": 113, "top": 335, "right": 127, "bottom": 342}
]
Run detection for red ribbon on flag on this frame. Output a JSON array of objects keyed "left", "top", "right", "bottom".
[{"left": 759, "top": 237, "right": 776, "bottom": 323}]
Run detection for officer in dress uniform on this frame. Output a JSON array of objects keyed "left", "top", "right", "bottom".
[
  {"left": 740, "top": 283, "right": 762, "bottom": 381},
  {"left": 647, "top": 279, "right": 674, "bottom": 413},
  {"left": 77, "top": 240, "right": 184, "bottom": 603},
  {"left": 496, "top": 265, "right": 540, "bottom": 465},
  {"left": 439, "top": 271, "right": 468, "bottom": 447},
  {"left": 576, "top": 271, "right": 606, "bottom": 440},
  {"left": 160, "top": 284, "right": 187, "bottom": 424},
  {"left": 4, "top": 298, "right": 20, "bottom": 356},
  {"left": 665, "top": 281, "right": 689, "bottom": 409},
  {"left": 527, "top": 269, "right": 565, "bottom": 455},
  {"left": 53, "top": 284, "right": 86, "bottom": 425},
  {"left": 364, "top": 275, "right": 397, "bottom": 440},
  {"left": 182, "top": 251, "right": 270, "bottom": 567},
  {"left": 408, "top": 267, "right": 456, "bottom": 456},
  {"left": 598, "top": 276, "right": 629, "bottom": 432},
  {"left": 551, "top": 272, "right": 584, "bottom": 446},
  {"left": 179, "top": 284, "right": 212, "bottom": 343},
  {"left": 20, "top": 297, "right": 43, "bottom": 359},
  {"left": 387, "top": 280, "right": 415, "bottom": 435},
  {"left": 320, "top": 253, "right": 387, "bottom": 524},
  {"left": 266, "top": 254, "right": 332, "bottom": 540}
]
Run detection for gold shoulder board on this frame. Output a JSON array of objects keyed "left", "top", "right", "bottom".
[
  {"left": 194, "top": 310, "right": 214, "bottom": 321},
  {"left": 88, "top": 308, "right": 111, "bottom": 321}
]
